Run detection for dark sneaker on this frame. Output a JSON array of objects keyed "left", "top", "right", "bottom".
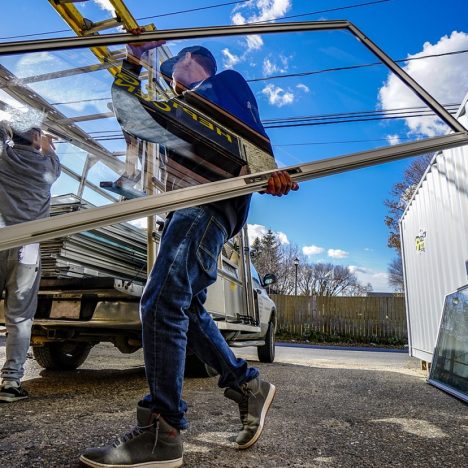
[
  {"left": 79, "top": 403, "right": 183, "bottom": 467},
  {"left": 0, "top": 381, "right": 29, "bottom": 403},
  {"left": 224, "top": 377, "right": 276, "bottom": 449}
]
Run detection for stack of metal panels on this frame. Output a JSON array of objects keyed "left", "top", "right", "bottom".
[{"left": 40, "top": 195, "right": 147, "bottom": 282}]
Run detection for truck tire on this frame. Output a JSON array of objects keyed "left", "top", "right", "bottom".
[
  {"left": 33, "top": 341, "right": 92, "bottom": 370},
  {"left": 257, "top": 321, "right": 275, "bottom": 363},
  {"left": 184, "top": 353, "right": 218, "bottom": 378}
]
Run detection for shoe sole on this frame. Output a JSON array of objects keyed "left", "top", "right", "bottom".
[
  {"left": 237, "top": 383, "right": 276, "bottom": 450},
  {"left": 79, "top": 455, "right": 183, "bottom": 468},
  {"left": 0, "top": 395, "right": 28, "bottom": 403}
]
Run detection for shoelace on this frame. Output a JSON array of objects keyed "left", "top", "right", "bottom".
[
  {"left": 112, "top": 417, "right": 160, "bottom": 450},
  {"left": 239, "top": 384, "right": 256, "bottom": 424}
]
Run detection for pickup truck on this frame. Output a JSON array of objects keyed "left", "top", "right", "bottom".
[{"left": 0, "top": 225, "right": 277, "bottom": 376}]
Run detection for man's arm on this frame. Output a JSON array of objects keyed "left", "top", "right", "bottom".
[
  {"left": 41, "top": 133, "right": 61, "bottom": 180},
  {"left": 125, "top": 28, "right": 166, "bottom": 73}
]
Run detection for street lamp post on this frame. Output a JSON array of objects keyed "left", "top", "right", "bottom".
[{"left": 294, "top": 257, "right": 299, "bottom": 296}]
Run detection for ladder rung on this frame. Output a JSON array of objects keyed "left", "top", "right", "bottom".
[
  {"left": 82, "top": 17, "right": 122, "bottom": 35},
  {"left": 54, "top": 0, "right": 91, "bottom": 4}
]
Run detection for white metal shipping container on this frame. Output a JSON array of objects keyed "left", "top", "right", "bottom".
[{"left": 400, "top": 96, "right": 468, "bottom": 362}]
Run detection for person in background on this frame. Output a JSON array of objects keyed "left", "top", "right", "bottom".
[
  {"left": 0, "top": 117, "right": 60, "bottom": 402},
  {"left": 80, "top": 36, "right": 298, "bottom": 468}
]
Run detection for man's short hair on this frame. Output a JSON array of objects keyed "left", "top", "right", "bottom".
[{"left": 12, "top": 127, "right": 41, "bottom": 146}]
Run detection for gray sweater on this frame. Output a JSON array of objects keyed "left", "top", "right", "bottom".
[{"left": 0, "top": 127, "right": 61, "bottom": 227}]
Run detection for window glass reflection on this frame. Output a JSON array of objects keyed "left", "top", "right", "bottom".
[{"left": 429, "top": 286, "right": 468, "bottom": 401}]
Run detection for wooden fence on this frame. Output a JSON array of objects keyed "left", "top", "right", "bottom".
[{"left": 271, "top": 295, "right": 407, "bottom": 341}]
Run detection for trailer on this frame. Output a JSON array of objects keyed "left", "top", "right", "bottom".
[{"left": 400, "top": 95, "right": 468, "bottom": 400}]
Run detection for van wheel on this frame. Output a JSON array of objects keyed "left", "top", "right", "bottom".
[
  {"left": 33, "top": 341, "right": 93, "bottom": 370},
  {"left": 257, "top": 321, "right": 275, "bottom": 363},
  {"left": 184, "top": 353, "right": 218, "bottom": 378}
]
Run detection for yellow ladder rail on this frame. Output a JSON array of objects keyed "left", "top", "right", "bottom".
[{"left": 47, "top": 0, "right": 155, "bottom": 75}]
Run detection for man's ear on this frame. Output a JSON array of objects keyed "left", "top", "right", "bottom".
[{"left": 180, "top": 52, "right": 191, "bottom": 64}]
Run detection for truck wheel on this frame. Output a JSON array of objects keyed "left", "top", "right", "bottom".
[
  {"left": 184, "top": 353, "right": 218, "bottom": 378},
  {"left": 257, "top": 321, "right": 275, "bottom": 363},
  {"left": 33, "top": 341, "right": 92, "bottom": 370}
]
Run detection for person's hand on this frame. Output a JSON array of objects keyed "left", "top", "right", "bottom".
[
  {"left": 127, "top": 27, "right": 166, "bottom": 59},
  {"left": 41, "top": 133, "right": 56, "bottom": 154},
  {"left": 264, "top": 170, "right": 299, "bottom": 196}
]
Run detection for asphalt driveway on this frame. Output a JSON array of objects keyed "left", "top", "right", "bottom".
[{"left": 0, "top": 339, "right": 466, "bottom": 467}]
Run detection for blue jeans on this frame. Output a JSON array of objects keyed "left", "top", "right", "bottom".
[{"left": 140, "top": 206, "right": 258, "bottom": 429}]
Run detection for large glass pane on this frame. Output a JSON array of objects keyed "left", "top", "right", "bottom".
[
  {"left": 429, "top": 286, "right": 468, "bottom": 402},
  {"left": 0, "top": 28, "right": 456, "bottom": 259}
]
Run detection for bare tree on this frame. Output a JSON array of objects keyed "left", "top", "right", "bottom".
[
  {"left": 384, "top": 153, "right": 433, "bottom": 251},
  {"left": 275, "top": 244, "right": 302, "bottom": 295},
  {"left": 299, "top": 263, "right": 314, "bottom": 296},
  {"left": 250, "top": 230, "right": 366, "bottom": 296},
  {"left": 304, "top": 263, "right": 361, "bottom": 296},
  {"left": 388, "top": 251, "right": 404, "bottom": 292}
]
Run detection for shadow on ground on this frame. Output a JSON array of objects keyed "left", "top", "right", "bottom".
[{"left": 0, "top": 347, "right": 466, "bottom": 467}]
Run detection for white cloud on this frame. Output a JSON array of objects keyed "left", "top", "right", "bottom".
[
  {"left": 263, "top": 58, "right": 278, "bottom": 75},
  {"left": 262, "top": 84, "right": 294, "bottom": 107},
  {"left": 349, "top": 266, "right": 392, "bottom": 292},
  {"left": 296, "top": 83, "right": 310, "bottom": 93},
  {"left": 245, "top": 0, "right": 292, "bottom": 22},
  {"left": 231, "top": 1, "right": 292, "bottom": 53},
  {"left": 16, "top": 52, "right": 55, "bottom": 68},
  {"left": 263, "top": 55, "right": 289, "bottom": 76},
  {"left": 246, "top": 35, "right": 264, "bottom": 52},
  {"left": 303, "top": 245, "right": 324, "bottom": 256},
  {"left": 386, "top": 134, "right": 401, "bottom": 145},
  {"left": 247, "top": 223, "right": 289, "bottom": 246},
  {"left": 277, "top": 231, "right": 289, "bottom": 245},
  {"left": 222, "top": 48, "right": 241, "bottom": 69},
  {"left": 328, "top": 249, "right": 349, "bottom": 259},
  {"left": 378, "top": 31, "right": 468, "bottom": 137},
  {"left": 232, "top": 12, "right": 246, "bottom": 25},
  {"left": 93, "top": 0, "right": 115, "bottom": 15},
  {"left": 348, "top": 265, "right": 368, "bottom": 274}
]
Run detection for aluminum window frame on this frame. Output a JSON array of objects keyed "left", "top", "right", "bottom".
[{"left": 0, "top": 20, "right": 467, "bottom": 250}]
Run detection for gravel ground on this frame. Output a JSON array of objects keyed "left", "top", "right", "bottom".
[{"left": 0, "top": 339, "right": 467, "bottom": 467}]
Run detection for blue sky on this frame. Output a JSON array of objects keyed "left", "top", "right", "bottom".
[{"left": 0, "top": 0, "right": 467, "bottom": 291}]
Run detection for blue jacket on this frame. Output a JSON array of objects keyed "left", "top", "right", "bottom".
[
  {"left": 192, "top": 69, "right": 268, "bottom": 139},
  {"left": 114, "top": 61, "right": 271, "bottom": 238},
  {"left": 189, "top": 70, "right": 269, "bottom": 237}
]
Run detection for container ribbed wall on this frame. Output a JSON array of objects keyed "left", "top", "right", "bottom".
[{"left": 401, "top": 133, "right": 468, "bottom": 361}]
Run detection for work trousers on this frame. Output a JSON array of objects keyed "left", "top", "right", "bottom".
[{"left": 0, "top": 246, "right": 40, "bottom": 382}]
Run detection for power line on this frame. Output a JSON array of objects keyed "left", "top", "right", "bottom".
[
  {"left": 0, "top": 0, "right": 251, "bottom": 41},
  {"left": 263, "top": 104, "right": 460, "bottom": 125},
  {"left": 138, "top": 0, "right": 250, "bottom": 21},
  {"left": 251, "top": 0, "right": 390, "bottom": 24},
  {"left": 247, "top": 49, "right": 468, "bottom": 83},
  {"left": 46, "top": 46, "right": 467, "bottom": 107},
  {"left": 273, "top": 136, "right": 414, "bottom": 146},
  {"left": 0, "top": 0, "right": 389, "bottom": 42},
  {"left": 264, "top": 111, "right": 458, "bottom": 129},
  {"left": 76, "top": 105, "right": 458, "bottom": 143}
]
